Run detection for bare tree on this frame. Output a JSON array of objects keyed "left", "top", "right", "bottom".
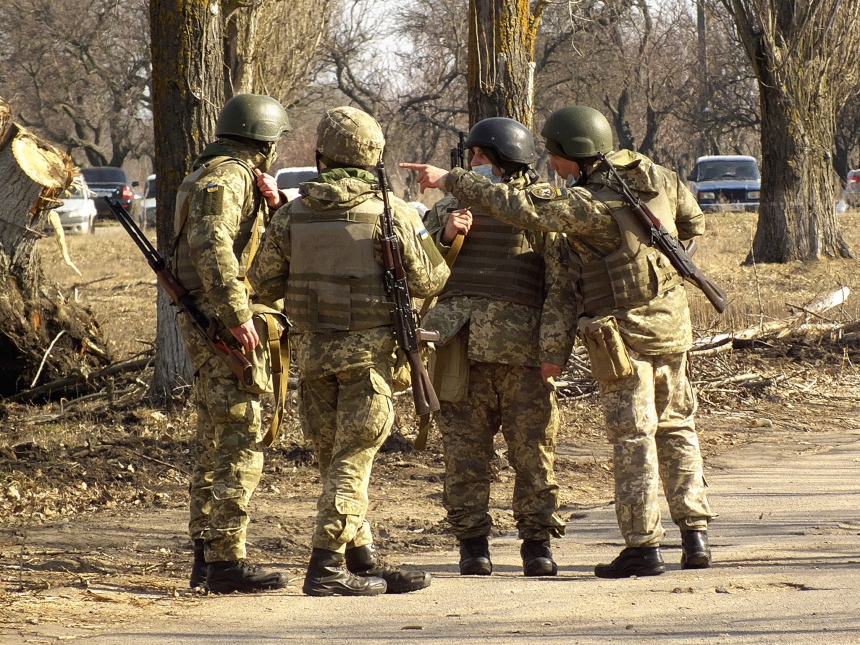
[
  {"left": 147, "top": 0, "right": 225, "bottom": 404},
  {"left": 468, "top": 0, "right": 550, "bottom": 128},
  {"left": 0, "top": 0, "right": 152, "bottom": 169},
  {"left": 722, "top": 0, "right": 860, "bottom": 262}
]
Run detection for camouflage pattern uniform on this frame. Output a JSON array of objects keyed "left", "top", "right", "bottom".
[
  {"left": 443, "top": 149, "right": 716, "bottom": 547},
  {"left": 422, "top": 173, "right": 565, "bottom": 542},
  {"left": 174, "top": 138, "right": 271, "bottom": 563},
  {"left": 248, "top": 167, "right": 449, "bottom": 553}
]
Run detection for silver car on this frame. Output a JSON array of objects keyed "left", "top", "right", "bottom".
[{"left": 53, "top": 175, "right": 98, "bottom": 234}]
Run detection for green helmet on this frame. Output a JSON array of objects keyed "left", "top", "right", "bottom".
[
  {"left": 541, "top": 106, "right": 613, "bottom": 160},
  {"left": 215, "top": 94, "right": 291, "bottom": 143},
  {"left": 316, "top": 106, "right": 385, "bottom": 167}
]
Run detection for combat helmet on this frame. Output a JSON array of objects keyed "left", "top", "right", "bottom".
[
  {"left": 541, "top": 106, "right": 613, "bottom": 160},
  {"left": 216, "top": 94, "right": 291, "bottom": 143},
  {"left": 465, "top": 117, "right": 537, "bottom": 174},
  {"left": 316, "top": 106, "right": 385, "bottom": 167}
]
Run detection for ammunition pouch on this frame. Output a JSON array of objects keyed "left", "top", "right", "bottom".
[
  {"left": 577, "top": 315, "right": 632, "bottom": 383},
  {"left": 429, "top": 325, "right": 470, "bottom": 403}
]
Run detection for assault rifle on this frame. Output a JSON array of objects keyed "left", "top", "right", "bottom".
[
  {"left": 103, "top": 198, "right": 254, "bottom": 387},
  {"left": 375, "top": 162, "right": 441, "bottom": 416},
  {"left": 450, "top": 131, "right": 467, "bottom": 170},
  {"left": 596, "top": 153, "right": 728, "bottom": 314}
]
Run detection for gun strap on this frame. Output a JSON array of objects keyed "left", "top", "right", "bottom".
[
  {"left": 414, "top": 231, "right": 464, "bottom": 449},
  {"left": 418, "top": 232, "right": 464, "bottom": 319},
  {"left": 261, "top": 313, "right": 290, "bottom": 447}
]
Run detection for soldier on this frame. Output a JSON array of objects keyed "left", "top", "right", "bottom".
[
  {"left": 173, "top": 93, "right": 291, "bottom": 593},
  {"left": 247, "top": 106, "right": 450, "bottom": 596},
  {"left": 421, "top": 117, "right": 565, "bottom": 577},
  {"left": 402, "top": 105, "right": 716, "bottom": 579}
]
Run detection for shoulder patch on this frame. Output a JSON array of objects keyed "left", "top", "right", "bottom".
[
  {"left": 529, "top": 185, "right": 568, "bottom": 201},
  {"left": 206, "top": 183, "right": 220, "bottom": 192}
]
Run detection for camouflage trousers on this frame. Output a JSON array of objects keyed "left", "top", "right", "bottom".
[
  {"left": 598, "top": 350, "right": 715, "bottom": 547},
  {"left": 439, "top": 362, "right": 565, "bottom": 541},
  {"left": 179, "top": 313, "right": 264, "bottom": 563},
  {"left": 298, "top": 365, "right": 394, "bottom": 552}
]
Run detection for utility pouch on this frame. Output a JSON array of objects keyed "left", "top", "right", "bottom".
[
  {"left": 238, "top": 306, "right": 288, "bottom": 396},
  {"left": 392, "top": 347, "right": 412, "bottom": 393},
  {"left": 432, "top": 327, "right": 469, "bottom": 402},
  {"left": 577, "top": 315, "right": 633, "bottom": 383}
]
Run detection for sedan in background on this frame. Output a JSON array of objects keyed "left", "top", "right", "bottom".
[
  {"left": 275, "top": 166, "right": 318, "bottom": 201},
  {"left": 140, "top": 174, "right": 156, "bottom": 228},
  {"left": 81, "top": 166, "right": 137, "bottom": 220},
  {"left": 51, "top": 175, "right": 97, "bottom": 234},
  {"left": 688, "top": 155, "right": 761, "bottom": 212}
]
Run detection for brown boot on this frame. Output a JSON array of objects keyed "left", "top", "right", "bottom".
[{"left": 302, "top": 548, "right": 387, "bottom": 597}]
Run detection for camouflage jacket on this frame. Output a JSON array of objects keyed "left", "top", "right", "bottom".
[
  {"left": 177, "top": 138, "right": 270, "bottom": 328},
  {"left": 444, "top": 150, "right": 705, "bottom": 358},
  {"left": 247, "top": 167, "right": 450, "bottom": 379},
  {"left": 421, "top": 172, "right": 551, "bottom": 367}
]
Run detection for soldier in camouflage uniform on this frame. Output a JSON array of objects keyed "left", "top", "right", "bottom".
[
  {"left": 173, "top": 94, "right": 291, "bottom": 593},
  {"left": 402, "top": 105, "right": 716, "bottom": 579},
  {"left": 247, "top": 106, "right": 449, "bottom": 596},
  {"left": 421, "top": 118, "right": 565, "bottom": 577}
]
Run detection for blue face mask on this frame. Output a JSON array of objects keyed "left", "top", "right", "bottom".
[{"left": 472, "top": 164, "right": 502, "bottom": 183}]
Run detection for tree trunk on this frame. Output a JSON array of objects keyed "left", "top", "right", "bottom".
[
  {"left": 0, "top": 113, "right": 108, "bottom": 398},
  {"left": 749, "top": 86, "right": 852, "bottom": 262},
  {"left": 148, "top": 0, "right": 225, "bottom": 405},
  {"left": 467, "top": 0, "right": 546, "bottom": 128}
]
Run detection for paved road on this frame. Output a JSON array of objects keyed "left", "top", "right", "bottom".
[{"left": 67, "top": 428, "right": 860, "bottom": 644}]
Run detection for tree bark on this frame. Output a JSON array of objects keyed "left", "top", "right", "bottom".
[
  {"left": 148, "top": 0, "right": 225, "bottom": 405},
  {"left": 467, "top": 0, "right": 547, "bottom": 128},
  {"left": 723, "top": 0, "right": 859, "bottom": 263}
]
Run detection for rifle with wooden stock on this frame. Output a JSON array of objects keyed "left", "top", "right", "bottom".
[
  {"left": 374, "top": 162, "right": 441, "bottom": 417},
  {"left": 596, "top": 153, "right": 729, "bottom": 314},
  {"left": 103, "top": 197, "right": 254, "bottom": 387}
]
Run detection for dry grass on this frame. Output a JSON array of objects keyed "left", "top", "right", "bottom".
[{"left": 689, "top": 209, "right": 860, "bottom": 334}]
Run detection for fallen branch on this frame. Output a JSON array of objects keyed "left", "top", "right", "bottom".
[{"left": 6, "top": 355, "right": 154, "bottom": 402}]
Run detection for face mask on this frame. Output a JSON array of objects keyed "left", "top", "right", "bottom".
[
  {"left": 259, "top": 146, "right": 277, "bottom": 173},
  {"left": 472, "top": 164, "right": 502, "bottom": 183},
  {"left": 566, "top": 174, "right": 577, "bottom": 187}
]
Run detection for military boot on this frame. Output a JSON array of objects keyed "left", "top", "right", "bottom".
[
  {"left": 520, "top": 539, "right": 558, "bottom": 577},
  {"left": 680, "top": 530, "right": 711, "bottom": 569},
  {"left": 302, "top": 548, "right": 387, "bottom": 597},
  {"left": 594, "top": 547, "right": 665, "bottom": 579},
  {"left": 345, "top": 544, "right": 431, "bottom": 594},
  {"left": 459, "top": 536, "right": 492, "bottom": 576},
  {"left": 189, "top": 539, "right": 207, "bottom": 589},
  {"left": 206, "top": 560, "right": 286, "bottom": 594}
]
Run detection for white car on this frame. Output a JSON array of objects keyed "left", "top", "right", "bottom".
[
  {"left": 140, "top": 174, "right": 156, "bottom": 228},
  {"left": 53, "top": 175, "right": 98, "bottom": 234},
  {"left": 275, "top": 166, "right": 318, "bottom": 201}
]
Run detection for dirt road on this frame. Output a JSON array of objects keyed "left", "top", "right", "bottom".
[{"left": 3, "top": 420, "right": 859, "bottom": 644}]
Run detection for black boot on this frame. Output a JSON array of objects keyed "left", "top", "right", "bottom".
[
  {"left": 681, "top": 530, "right": 711, "bottom": 569},
  {"left": 594, "top": 547, "right": 665, "bottom": 579},
  {"left": 302, "top": 548, "right": 387, "bottom": 597},
  {"left": 189, "top": 539, "right": 207, "bottom": 589},
  {"left": 206, "top": 560, "right": 286, "bottom": 593},
  {"left": 520, "top": 539, "right": 558, "bottom": 577},
  {"left": 345, "top": 544, "right": 431, "bottom": 594},
  {"left": 459, "top": 536, "right": 492, "bottom": 576}
]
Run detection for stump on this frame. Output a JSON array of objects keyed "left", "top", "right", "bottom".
[{"left": 0, "top": 99, "right": 110, "bottom": 399}]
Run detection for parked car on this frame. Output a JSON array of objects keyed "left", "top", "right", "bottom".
[
  {"left": 275, "top": 166, "right": 318, "bottom": 201},
  {"left": 81, "top": 166, "right": 137, "bottom": 220},
  {"left": 687, "top": 155, "right": 761, "bottom": 212},
  {"left": 50, "top": 174, "right": 98, "bottom": 235},
  {"left": 140, "top": 174, "right": 156, "bottom": 228},
  {"left": 842, "top": 169, "right": 860, "bottom": 208}
]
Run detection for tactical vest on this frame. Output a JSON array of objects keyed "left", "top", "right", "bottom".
[
  {"left": 285, "top": 196, "right": 393, "bottom": 332},
  {"left": 171, "top": 157, "right": 261, "bottom": 291},
  {"left": 438, "top": 210, "right": 545, "bottom": 309},
  {"left": 578, "top": 184, "right": 684, "bottom": 315}
]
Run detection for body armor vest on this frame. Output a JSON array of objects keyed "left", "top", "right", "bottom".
[
  {"left": 286, "top": 197, "right": 393, "bottom": 332},
  {"left": 439, "top": 209, "right": 545, "bottom": 309},
  {"left": 578, "top": 184, "right": 683, "bottom": 315},
  {"left": 171, "top": 157, "right": 261, "bottom": 291}
]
